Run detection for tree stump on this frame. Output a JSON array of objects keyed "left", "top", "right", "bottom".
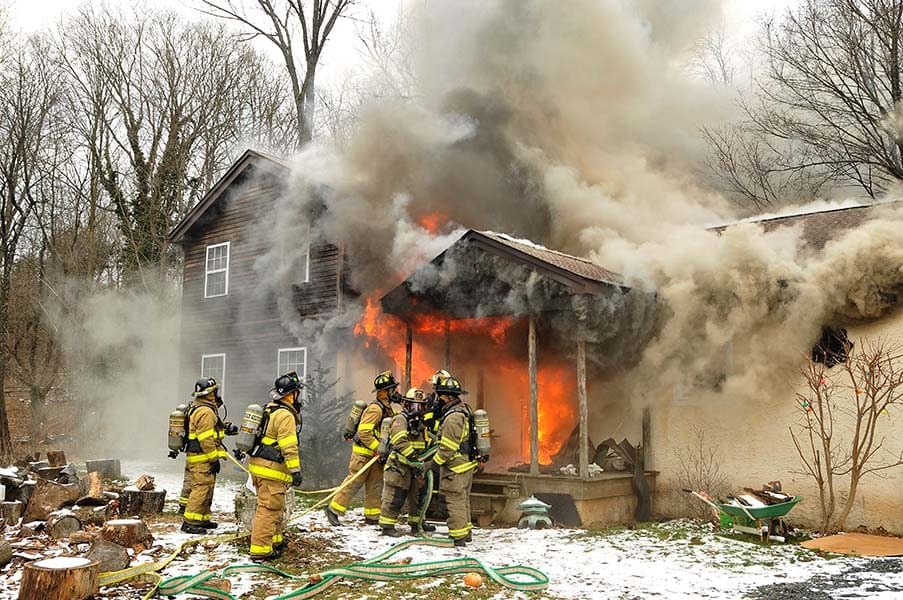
[
  {"left": 47, "top": 510, "right": 83, "bottom": 539},
  {"left": 0, "top": 540, "right": 11, "bottom": 567},
  {"left": 100, "top": 519, "right": 154, "bottom": 550},
  {"left": 46, "top": 451, "right": 67, "bottom": 467},
  {"left": 0, "top": 501, "right": 22, "bottom": 524},
  {"left": 119, "top": 488, "right": 166, "bottom": 516},
  {"left": 85, "top": 460, "right": 121, "bottom": 480},
  {"left": 77, "top": 472, "right": 105, "bottom": 504},
  {"left": 22, "top": 479, "right": 79, "bottom": 521},
  {"left": 86, "top": 538, "right": 130, "bottom": 572},
  {"left": 19, "top": 557, "right": 99, "bottom": 600}
]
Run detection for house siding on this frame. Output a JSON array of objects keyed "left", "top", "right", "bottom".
[{"left": 177, "top": 163, "right": 341, "bottom": 406}]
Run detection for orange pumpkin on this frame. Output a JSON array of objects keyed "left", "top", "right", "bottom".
[{"left": 464, "top": 572, "right": 483, "bottom": 588}]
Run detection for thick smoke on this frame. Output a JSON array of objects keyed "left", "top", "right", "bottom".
[{"left": 257, "top": 0, "right": 903, "bottom": 411}]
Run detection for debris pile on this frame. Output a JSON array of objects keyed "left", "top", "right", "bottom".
[
  {"left": 724, "top": 481, "right": 794, "bottom": 510},
  {"left": 0, "top": 452, "right": 167, "bottom": 594}
]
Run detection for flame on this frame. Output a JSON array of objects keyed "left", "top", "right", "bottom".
[
  {"left": 353, "top": 298, "right": 577, "bottom": 467},
  {"left": 418, "top": 212, "right": 447, "bottom": 235}
]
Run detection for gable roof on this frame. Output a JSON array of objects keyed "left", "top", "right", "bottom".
[
  {"left": 474, "top": 231, "right": 625, "bottom": 288},
  {"left": 168, "top": 149, "right": 289, "bottom": 245},
  {"left": 714, "top": 202, "right": 900, "bottom": 250}
]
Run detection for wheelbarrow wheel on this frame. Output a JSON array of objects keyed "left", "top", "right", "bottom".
[{"left": 769, "top": 519, "right": 788, "bottom": 539}]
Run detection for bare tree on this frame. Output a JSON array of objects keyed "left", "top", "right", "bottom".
[
  {"left": 58, "top": 8, "right": 290, "bottom": 279},
  {"left": 745, "top": 0, "right": 903, "bottom": 199},
  {"left": 673, "top": 427, "right": 731, "bottom": 520},
  {"left": 199, "top": 0, "right": 357, "bottom": 147},
  {"left": 791, "top": 338, "right": 903, "bottom": 531},
  {"left": 0, "top": 37, "right": 62, "bottom": 459}
]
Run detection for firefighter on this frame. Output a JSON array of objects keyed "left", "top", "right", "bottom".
[
  {"left": 378, "top": 387, "right": 436, "bottom": 536},
  {"left": 326, "top": 371, "right": 398, "bottom": 527},
  {"left": 423, "top": 369, "right": 451, "bottom": 439},
  {"left": 247, "top": 372, "right": 304, "bottom": 562},
  {"left": 181, "top": 378, "right": 229, "bottom": 534},
  {"left": 421, "top": 376, "right": 478, "bottom": 546}
]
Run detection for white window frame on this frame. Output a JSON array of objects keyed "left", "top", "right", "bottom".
[
  {"left": 277, "top": 347, "right": 307, "bottom": 380},
  {"left": 204, "top": 242, "right": 231, "bottom": 298},
  {"left": 301, "top": 242, "right": 310, "bottom": 284},
  {"left": 201, "top": 353, "right": 226, "bottom": 392}
]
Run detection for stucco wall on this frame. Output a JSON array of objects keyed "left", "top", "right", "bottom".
[{"left": 647, "top": 306, "right": 903, "bottom": 533}]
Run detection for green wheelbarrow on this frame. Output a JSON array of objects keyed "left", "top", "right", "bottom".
[{"left": 687, "top": 490, "right": 803, "bottom": 543}]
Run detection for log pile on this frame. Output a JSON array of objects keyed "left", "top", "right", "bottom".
[{"left": 19, "top": 557, "right": 98, "bottom": 600}]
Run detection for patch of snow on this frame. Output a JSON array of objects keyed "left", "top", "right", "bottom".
[{"left": 35, "top": 556, "right": 92, "bottom": 569}]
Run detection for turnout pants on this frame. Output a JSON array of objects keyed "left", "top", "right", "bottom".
[
  {"left": 379, "top": 465, "right": 427, "bottom": 527},
  {"left": 183, "top": 462, "right": 216, "bottom": 525},
  {"left": 439, "top": 467, "right": 474, "bottom": 540},
  {"left": 178, "top": 465, "right": 192, "bottom": 510},
  {"left": 330, "top": 453, "right": 383, "bottom": 520},
  {"left": 250, "top": 476, "right": 288, "bottom": 558}
]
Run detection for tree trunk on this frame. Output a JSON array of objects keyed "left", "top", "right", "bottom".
[
  {"left": 22, "top": 479, "right": 80, "bottom": 521},
  {"left": 99, "top": 518, "right": 154, "bottom": 550},
  {"left": 19, "top": 557, "right": 99, "bottom": 600},
  {"left": 0, "top": 267, "right": 14, "bottom": 461},
  {"left": 78, "top": 471, "right": 104, "bottom": 502},
  {"left": 119, "top": 489, "right": 166, "bottom": 516},
  {"left": 86, "top": 538, "right": 130, "bottom": 572},
  {"left": 46, "top": 510, "right": 83, "bottom": 539}
]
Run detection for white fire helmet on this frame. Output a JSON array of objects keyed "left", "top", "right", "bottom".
[{"left": 429, "top": 369, "right": 451, "bottom": 387}]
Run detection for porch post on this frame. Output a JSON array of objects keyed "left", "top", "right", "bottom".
[
  {"left": 529, "top": 314, "right": 539, "bottom": 475},
  {"left": 577, "top": 338, "right": 588, "bottom": 479},
  {"left": 404, "top": 324, "right": 413, "bottom": 390}
]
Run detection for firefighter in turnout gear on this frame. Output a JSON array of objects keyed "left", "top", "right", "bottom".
[
  {"left": 181, "top": 378, "right": 229, "bottom": 534},
  {"left": 248, "top": 372, "right": 304, "bottom": 562},
  {"left": 422, "top": 376, "right": 480, "bottom": 546},
  {"left": 326, "top": 371, "right": 398, "bottom": 526},
  {"left": 423, "top": 369, "right": 450, "bottom": 440},
  {"left": 378, "top": 387, "right": 435, "bottom": 536},
  {"left": 177, "top": 467, "right": 192, "bottom": 514}
]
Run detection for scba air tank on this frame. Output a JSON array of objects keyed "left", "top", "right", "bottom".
[
  {"left": 343, "top": 399, "right": 368, "bottom": 440},
  {"left": 168, "top": 404, "right": 187, "bottom": 453},
  {"left": 376, "top": 416, "right": 394, "bottom": 460},
  {"left": 235, "top": 404, "right": 264, "bottom": 453},
  {"left": 473, "top": 409, "right": 491, "bottom": 456}
]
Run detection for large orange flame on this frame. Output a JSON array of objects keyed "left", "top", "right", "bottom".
[{"left": 353, "top": 298, "right": 577, "bottom": 467}]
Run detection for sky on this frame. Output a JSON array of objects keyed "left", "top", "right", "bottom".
[{"left": 8, "top": 0, "right": 792, "bottom": 86}]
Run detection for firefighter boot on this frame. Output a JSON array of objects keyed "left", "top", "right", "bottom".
[
  {"left": 200, "top": 521, "right": 219, "bottom": 529},
  {"left": 324, "top": 507, "right": 341, "bottom": 527},
  {"left": 420, "top": 522, "right": 437, "bottom": 532},
  {"left": 181, "top": 522, "right": 208, "bottom": 535},
  {"left": 365, "top": 517, "right": 380, "bottom": 526},
  {"left": 381, "top": 525, "right": 402, "bottom": 537},
  {"left": 453, "top": 536, "right": 467, "bottom": 547}
]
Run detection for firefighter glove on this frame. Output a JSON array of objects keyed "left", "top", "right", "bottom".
[
  {"left": 224, "top": 422, "right": 239, "bottom": 436},
  {"left": 291, "top": 472, "right": 303, "bottom": 487},
  {"left": 210, "top": 460, "right": 221, "bottom": 475},
  {"left": 479, "top": 454, "right": 490, "bottom": 463},
  {"left": 343, "top": 432, "right": 353, "bottom": 441},
  {"left": 232, "top": 448, "right": 246, "bottom": 461},
  {"left": 168, "top": 450, "right": 179, "bottom": 459}
]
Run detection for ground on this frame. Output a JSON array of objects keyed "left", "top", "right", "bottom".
[{"left": 3, "top": 459, "right": 903, "bottom": 599}]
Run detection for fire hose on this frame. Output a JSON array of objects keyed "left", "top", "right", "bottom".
[
  {"left": 98, "top": 455, "right": 380, "bottom": 598},
  {"left": 155, "top": 537, "right": 549, "bottom": 599}
]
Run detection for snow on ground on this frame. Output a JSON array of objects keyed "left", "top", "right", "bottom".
[{"left": 4, "top": 458, "right": 903, "bottom": 599}]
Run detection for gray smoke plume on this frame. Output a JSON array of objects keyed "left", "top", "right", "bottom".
[{"left": 254, "top": 0, "right": 903, "bottom": 415}]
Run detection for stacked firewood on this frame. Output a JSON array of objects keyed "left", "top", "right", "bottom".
[{"left": 726, "top": 481, "right": 794, "bottom": 508}]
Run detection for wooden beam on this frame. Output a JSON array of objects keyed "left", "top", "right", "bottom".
[
  {"left": 529, "top": 314, "right": 539, "bottom": 475},
  {"left": 404, "top": 325, "right": 413, "bottom": 391},
  {"left": 477, "top": 369, "right": 485, "bottom": 410},
  {"left": 444, "top": 320, "right": 451, "bottom": 369},
  {"left": 642, "top": 405, "right": 651, "bottom": 467},
  {"left": 577, "top": 339, "right": 588, "bottom": 479}
]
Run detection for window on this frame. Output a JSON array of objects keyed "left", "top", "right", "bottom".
[
  {"left": 205, "top": 242, "right": 230, "bottom": 298},
  {"left": 301, "top": 242, "right": 310, "bottom": 283},
  {"left": 201, "top": 354, "right": 226, "bottom": 391},
  {"left": 277, "top": 347, "right": 307, "bottom": 381},
  {"left": 812, "top": 326, "right": 853, "bottom": 368}
]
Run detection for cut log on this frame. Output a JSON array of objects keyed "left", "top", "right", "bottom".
[
  {"left": 1, "top": 501, "right": 22, "bottom": 524},
  {"left": 22, "top": 479, "right": 79, "bottom": 521},
  {"left": 28, "top": 460, "right": 50, "bottom": 472},
  {"left": 19, "top": 556, "right": 99, "bottom": 600},
  {"left": 6, "top": 479, "right": 35, "bottom": 505},
  {"left": 119, "top": 488, "right": 166, "bottom": 516},
  {"left": 99, "top": 518, "right": 154, "bottom": 550},
  {"left": 69, "top": 530, "right": 96, "bottom": 545},
  {"left": 77, "top": 471, "right": 104, "bottom": 503},
  {"left": 46, "top": 450, "right": 67, "bottom": 467},
  {"left": 85, "top": 459, "right": 121, "bottom": 480},
  {"left": 70, "top": 503, "right": 114, "bottom": 526},
  {"left": 133, "top": 474, "right": 155, "bottom": 491},
  {"left": 0, "top": 540, "right": 11, "bottom": 567},
  {"left": 86, "top": 538, "right": 130, "bottom": 572},
  {"left": 47, "top": 510, "right": 83, "bottom": 540}
]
